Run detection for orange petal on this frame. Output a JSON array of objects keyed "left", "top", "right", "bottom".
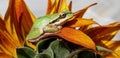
[
  {"left": 0, "top": 53, "right": 12, "bottom": 58},
  {"left": 73, "top": 3, "right": 97, "bottom": 18},
  {"left": 4, "top": 0, "right": 24, "bottom": 23},
  {"left": 15, "top": 0, "right": 24, "bottom": 22},
  {"left": 46, "top": 0, "right": 54, "bottom": 14},
  {"left": 57, "top": 27, "right": 96, "bottom": 50},
  {"left": 49, "top": 0, "right": 60, "bottom": 14}
]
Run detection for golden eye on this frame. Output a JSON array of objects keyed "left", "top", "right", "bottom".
[
  {"left": 50, "top": 13, "right": 67, "bottom": 24},
  {"left": 60, "top": 13, "right": 66, "bottom": 18}
]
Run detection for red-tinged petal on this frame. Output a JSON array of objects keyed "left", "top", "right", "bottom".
[
  {"left": 0, "top": 17, "right": 6, "bottom": 31},
  {"left": 57, "top": 27, "right": 96, "bottom": 50},
  {"left": 64, "top": 3, "right": 97, "bottom": 27},
  {"left": 68, "top": 1, "right": 72, "bottom": 11},
  {"left": 4, "top": 0, "right": 25, "bottom": 44},
  {"left": 21, "top": 1, "right": 36, "bottom": 37},
  {"left": 0, "top": 29, "right": 22, "bottom": 57},
  {"left": 73, "top": 3, "right": 97, "bottom": 18},
  {"left": 4, "top": 0, "right": 35, "bottom": 45},
  {"left": 4, "top": 17, "right": 24, "bottom": 45},
  {"left": 85, "top": 22, "right": 120, "bottom": 43},
  {"left": 101, "top": 30, "right": 119, "bottom": 44},
  {"left": 4, "top": 0, "right": 13, "bottom": 34}
]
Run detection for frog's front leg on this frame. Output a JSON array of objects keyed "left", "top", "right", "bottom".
[
  {"left": 43, "top": 24, "right": 62, "bottom": 33},
  {"left": 29, "top": 24, "right": 62, "bottom": 43}
]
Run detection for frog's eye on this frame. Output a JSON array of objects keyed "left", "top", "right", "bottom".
[
  {"left": 59, "top": 13, "right": 67, "bottom": 18},
  {"left": 50, "top": 13, "right": 68, "bottom": 24}
]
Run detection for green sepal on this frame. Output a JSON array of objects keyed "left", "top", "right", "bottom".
[
  {"left": 36, "top": 37, "right": 57, "bottom": 53},
  {"left": 42, "top": 39, "right": 70, "bottom": 58},
  {"left": 16, "top": 47, "right": 35, "bottom": 58},
  {"left": 96, "top": 46, "right": 113, "bottom": 52},
  {"left": 34, "top": 53, "right": 50, "bottom": 58}
]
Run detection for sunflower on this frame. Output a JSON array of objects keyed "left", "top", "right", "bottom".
[{"left": 0, "top": 0, "right": 120, "bottom": 58}]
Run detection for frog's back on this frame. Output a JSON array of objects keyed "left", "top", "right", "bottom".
[
  {"left": 26, "top": 16, "right": 51, "bottom": 39},
  {"left": 26, "top": 13, "right": 60, "bottom": 39}
]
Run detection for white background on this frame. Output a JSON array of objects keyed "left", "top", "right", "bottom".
[{"left": 0, "top": 0, "right": 120, "bottom": 40}]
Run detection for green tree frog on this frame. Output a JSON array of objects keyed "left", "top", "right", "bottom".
[{"left": 26, "top": 10, "right": 73, "bottom": 42}]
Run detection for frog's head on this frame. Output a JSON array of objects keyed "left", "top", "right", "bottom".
[{"left": 50, "top": 9, "right": 73, "bottom": 26}]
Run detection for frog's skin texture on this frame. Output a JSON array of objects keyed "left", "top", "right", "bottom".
[{"left": 26, "top": 10, "right": 73, "bottom": 42}]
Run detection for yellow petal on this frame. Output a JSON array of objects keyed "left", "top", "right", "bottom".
[
  {"left": 58, "top": 0, "right": 69, "bottom": 12},
  {"left": 102, "top": 41, "right": 120, "bottom": 58},
  {"left": 26, "top": 41, "right": 36, "bottom": 51},
  {"left": 48, "top": 0, "right": 69, "bottom": 14},
  {"left": 79, "top": 25, "right": 93, "bottom": 32},
  {"left": 0, "top": 14, "right": 2, "bottom": 19},
  {"left": 65, "top": 18, "right": 97, "bottom": 27},
  {"left": 57, "top": 27, "right": 96, "bottom": 50},
  {"left": 103, "top": 41, "right": 120, "bottom": 50}
]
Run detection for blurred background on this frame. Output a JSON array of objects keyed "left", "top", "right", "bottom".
[{"left": 0, "top": 0, "right": 120, "bottom": 40}]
